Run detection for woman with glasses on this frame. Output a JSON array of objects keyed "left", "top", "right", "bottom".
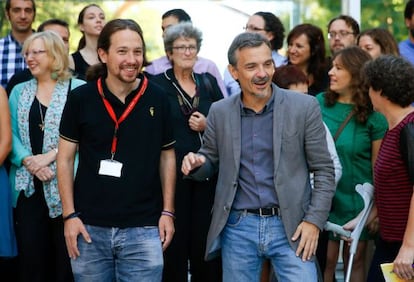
[
  {"left": 287, "top": 23, "right": 329, "bottom": 96},
  {"left": 8, "top": 31, "right": 85, "bottom": 282},
  {"left": 151, "top": 21, "right": 223, "bottom": 282}
]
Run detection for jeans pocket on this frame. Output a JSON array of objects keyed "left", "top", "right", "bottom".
[{"left": 226, "top": 211, "right": 244, "bottom": 227}]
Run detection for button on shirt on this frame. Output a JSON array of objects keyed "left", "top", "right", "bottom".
[
  {"left": 232, "top": 93, "right": 278, "bottom": 210},
  {"left": 0, "top": 33, "right": 27, "bottom": 88}
]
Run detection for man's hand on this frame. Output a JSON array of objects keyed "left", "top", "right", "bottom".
[
  {"left": 159, "top": 215, "right": 175, "bottom": 251},
  {"left": 181, "top": 152, "right": 206, "bottom": 175},
  {"left": 292, "top": 221, "right": 319, "bottom": 261},
  {"left": 64, "top": 217, "right": 91, "bottom": 260}
]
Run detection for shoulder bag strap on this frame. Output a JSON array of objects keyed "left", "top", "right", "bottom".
[{"left": 333, "top": 110, "right": 355, "bottom": 142}]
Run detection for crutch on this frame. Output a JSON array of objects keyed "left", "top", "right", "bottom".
[{"left": 324, "top": 182, "right": 374, "bottom": 282}]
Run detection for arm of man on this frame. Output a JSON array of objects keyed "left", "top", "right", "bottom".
[
  {"left": 158, "top": 147, "right": 176, "bottom": 251},
  {"left": 292, "top": 98, "right": 335, "bottom": 261},
  {"left": 57, "top": 137, "right": 90, "bottom": 259}
]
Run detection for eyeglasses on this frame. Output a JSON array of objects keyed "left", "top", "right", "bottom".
[
  {"left": 327, "top": 30, "right": 355, "bottom": 39},
  {"left": 243, "top": 25, "right": 266, "bottom": 32},
  {"left": 24, "top": 49, "right": 47, "bottom": 58},
  {"left": 172, "top": 45, "right": 197, "bottom": 53}
]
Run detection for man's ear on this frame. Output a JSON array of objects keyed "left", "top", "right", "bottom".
[
  {"left": 266, "top": 32, "right": 274, "bottom": 43},
  {"left": 405, "top": 18, "right": 411, "bottom": 28},
  {"left": 97, "top": 48, "right": 107, "bottom": 63},
  {"left": 228, "top": 64, "right": 239, "bottom": 81}
]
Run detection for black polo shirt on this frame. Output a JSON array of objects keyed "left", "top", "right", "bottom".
[{"left": 59, "top": 74, "right": 175, "bottom": 228}]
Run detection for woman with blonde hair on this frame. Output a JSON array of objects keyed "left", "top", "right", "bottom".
[{"left": 8, "top": 30, "right": 85, "bottom": 282}]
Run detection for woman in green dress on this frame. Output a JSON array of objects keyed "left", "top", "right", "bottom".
[{"left": 316, "top": 46, "right": 388, "bottom": 282}]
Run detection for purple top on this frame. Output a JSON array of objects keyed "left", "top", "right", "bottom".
[{"left": 145, "top": 55, "right": 227, "bottom": 97}]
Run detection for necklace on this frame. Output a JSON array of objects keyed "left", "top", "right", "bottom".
[
  {"left": 163, "top": 70, "right": 199, "bottom": 116},
  {"left": 163, "top": 70, "right": 203, "bottom": 145},
  {"left": 38, "top": 98, "right": 45, "bottom": 131}
]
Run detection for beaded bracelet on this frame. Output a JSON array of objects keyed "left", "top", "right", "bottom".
[
  {"left": 63, "top": 211, "right": 81, "bottom": 221},
  {"left": 161, "top": 210, "right": 176, "bottom": 220}
]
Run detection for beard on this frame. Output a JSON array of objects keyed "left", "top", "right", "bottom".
[{"left": 117, "top": 64, "right": 140, "bottom": 83}]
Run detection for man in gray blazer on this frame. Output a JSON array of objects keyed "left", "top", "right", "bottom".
[{"left": 182, "top": 32, "right": 335, "bottom": 282}]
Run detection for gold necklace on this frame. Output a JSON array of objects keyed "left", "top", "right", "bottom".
[{"left": 38, "top": 98, "right": 45, "bottom": 131}]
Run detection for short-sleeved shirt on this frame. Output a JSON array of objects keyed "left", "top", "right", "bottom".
[
  {"left": 316, "top": 93, "right": 387, "bottom": 239},
  {"left": 399, "top": 39, "right": 414, "bottom": 66},
  {"left": 375, "top": 112, "right": 414, "bottom": 241},
  {"left": 59, "top": 74, "right": 175, "bottom": 228},
  {"left": 0, "top": 33, "right": 27, "bottom": 88}
]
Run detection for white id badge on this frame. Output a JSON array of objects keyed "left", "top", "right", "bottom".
[{"left": 99, "top": 159, "right": 123, "bottom": 178}]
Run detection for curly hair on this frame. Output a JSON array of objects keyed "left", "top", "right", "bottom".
[
  {"left": 357, "top": 28, "right": 399, "bottom": 57},
  {"left": 254, "top": 12, "right": 285, "bottom": 50},
  {"left": 324, "top": 46, "right": 372, "bottom": 123},
  {"left": 287, "top": 23, "right": 328, "bottom": 91},
  {"left": 362, "top": 55, "right": 414, "bottom": 107}
]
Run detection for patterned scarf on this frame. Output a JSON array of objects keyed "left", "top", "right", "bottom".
[{"left": 14, "top": 78, "right": 71, "bottom": 218}]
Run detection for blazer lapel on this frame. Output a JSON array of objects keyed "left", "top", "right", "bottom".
[
  {"left": 272, "top": 87, "right": 284, "bottom": 175},
  {"left": 230, "top": 97, "right": 242, "bottom": 170}
]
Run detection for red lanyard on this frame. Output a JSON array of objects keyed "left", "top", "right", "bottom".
[{"left": 97, "top": 76, "right": 148, "bottom": 159}]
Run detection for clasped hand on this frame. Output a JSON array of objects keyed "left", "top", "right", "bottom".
[
  {"left": 188, "top": 111, "right": 206, "bottom": 132},
  {"left": 24, "top": 151, "right": 56, "bottom": 181}
]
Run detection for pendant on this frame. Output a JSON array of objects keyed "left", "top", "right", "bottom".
[{"left": 39, "top": 123, "right": 45, "bottom": 131}]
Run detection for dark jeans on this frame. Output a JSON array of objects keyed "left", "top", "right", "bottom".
[{"left": 367, "top": 237, "right": 401, "bottom": 282}]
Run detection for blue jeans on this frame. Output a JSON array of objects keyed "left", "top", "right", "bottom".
[
  {"left": 71, "top": 224, "right": 163, "bottom": 282},
  {"left": 222, "top": 210, "right": 317, "bottom": 282}
]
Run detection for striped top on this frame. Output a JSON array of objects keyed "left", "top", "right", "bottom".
[{"left": 375, "top": 111, "right": 414, "bottom": 241}]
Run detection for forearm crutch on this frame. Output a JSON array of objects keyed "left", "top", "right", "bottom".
[{"left": 324, "top": 183, "right": 374, "bottom": 282}]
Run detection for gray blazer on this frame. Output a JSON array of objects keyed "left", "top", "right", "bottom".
[{"left": 191, "top": 84, "right": 335, "bottom": 260}]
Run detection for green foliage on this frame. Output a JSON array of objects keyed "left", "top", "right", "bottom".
[
  {"left": 0, "top": 0, "right": 409, "bottom": 60},
  {"left": 298, "top": 0, "right": 407, "bottom": 41}
]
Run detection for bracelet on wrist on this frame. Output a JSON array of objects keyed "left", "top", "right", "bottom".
[
  {"left": 63, "top": 211, "right": 81, "bottom": 221},
  {"left": 161, "top": 210, "right": 176, "bottom": 220}
]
